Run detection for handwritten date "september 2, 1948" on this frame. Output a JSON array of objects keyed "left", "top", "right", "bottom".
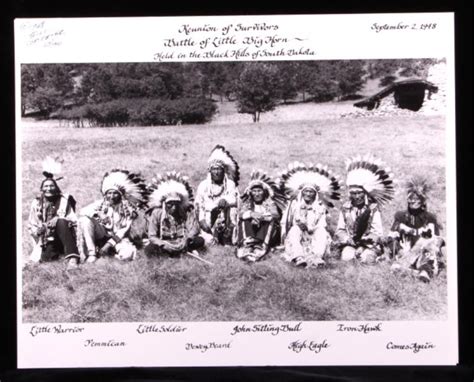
[{"left": 371, "top": 22, "right": 437, "bottom": 33}]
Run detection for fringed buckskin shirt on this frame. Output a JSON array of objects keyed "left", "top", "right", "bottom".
[
  {"left": 335, "top": 201, "right": 383, "bottom": 245},
  {"left": 281, "top": 196, "right": 327, "bottom": 239},
  {"left": 148, "top": 207, "right": 200, "bottom": 243},
  {"left": 239, "top": 197, "right": 280, "bottom": 222},
  {"left": 28, "top": 193, "right": 77, "bottom": 240},
  {"left": 80, "top": 199, "right": 138, "bottom": 240},
  {"left": 195, "top": 174, "right": 239, "bottom": 223}
]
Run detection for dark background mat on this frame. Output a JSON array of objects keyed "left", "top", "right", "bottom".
[{"left": 2, "top": 1, "right": 472, "bottom": 381}]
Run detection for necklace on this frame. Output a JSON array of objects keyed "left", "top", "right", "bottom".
[{"left": 209, "top": 183, "right": 225, "bottom": 198}]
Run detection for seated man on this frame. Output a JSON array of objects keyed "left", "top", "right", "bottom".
[
  {"left": 237, "top": 171, "right": 285, "bottom": 262},
  {"left": 28, "top": 157, "right": 80, "bottom": 270},
  {"left": 387, "top": 176, "right": 445, "bottom": 282},
  {"left": 78, "top": 169, "right": 148, "bottom": 263},
  {"left": 144, "top": 172, "right": 204, "bottom": 257},
  {"left": 334, "top": 155, "right": 394, "bottom": 264},
  {"left": 280, "top": 162, "right": 341, "bottom": 268},
  {"left": 195, "top": 145, "right": 240, "bottom": 245}
]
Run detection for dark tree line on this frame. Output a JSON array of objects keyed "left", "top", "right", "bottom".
[{"left": 21, "top": 59, "right": 439, "bottom": 124}]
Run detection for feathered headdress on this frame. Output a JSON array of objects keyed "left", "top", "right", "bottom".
[
  {"left": 42, "top": 156, "right": 63, "bottom": 181},
  {"left": 345, "top": 154, "right": 394, "bottom": 206},
  {"left": 279, "top": 162, "right": 341, "bottom": 208},
  {"left": 406, "top": 176, "right": 432, "bottom": 201},
  {"left": 148, "top": 171, "right": 194, "bottom": 209},
  {"left": 242, "top": 169, "right": 287, "bottom": 211},
  {"left": 101, "top": 169, "right": 148, "bottom": 208},
  {"left": 207, "top": 145, "right": 240, "bottom": 186}
]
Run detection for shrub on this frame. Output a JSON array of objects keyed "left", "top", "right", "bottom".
[
  {"left": 379, "top": 75, "right": 398, "bottom": 87},
  {"left": 174, "top": 98, "right": 217, "bottom": 124},
  {"left": 59, "top": 98, "right": 217, "bottom": 127},
  {"left": 91, "top": 100, "right": 130, "bottom": 126},
  {"left": 308, "top": 78, "right": 339, "bottom": 102}
]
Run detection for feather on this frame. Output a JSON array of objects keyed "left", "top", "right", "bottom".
[
  {"left": 148, "top": 172, "right": 194, "bottom": 209},
  {"left": 42, "top": 156, "right": 62, "bottom": 179},
  {"left": 207, "top": 145, "right": 240, "bottom": 186},
  {"left": 242, "top": 169, "right": 288, "bottom": 212},
  {"left": 406, "top": 175, "right": 432, "bottom": 200},
  {"left": 279, "top": 161, "right": 341, "bottom": 208},
  {"left": 101, "top": 169, "right": 149, "bottom": 208},
  {"left": 345, "top": 155, "right": 395, "bottom": 206}
]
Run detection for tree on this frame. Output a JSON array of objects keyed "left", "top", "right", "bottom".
[
  {"left": 28, "top": 86, "right": 63, "bottom": 116},
  {"left": 293, "top": 62, "right": 315, "bottom": 101},
  {"left": 379, "top": 75, "right": 397, "bottom": 87},
  {"left": 334, "top": 60, "right": 366, "bottom": 98},
  {"left": 45, "top": 65, "right": 75, "bottom": 95},
  {"left": 153, "top": 63, "right": 184, "bottom": 99},
  {"left": 398, "top": 58, "right": 439, "bottom": 79},
  {"left": 21, "top": 64, "right": 75, "bottom": 116},
  {"left": 365, "top": 58, "right": 439, "bottom": 84},
  {"left": 308, "top": 77, "right": 339, "bottom": 102},
  {"left": 208, "top": 63, "right": 230, "bottom": 101},
  {"left": 304, "top": 61, "right": 339, "bottom": 102},
  {"left": 140, "top": 74, "right": 168, "bottom": 98},
  {"left": 181, "top": 63, "right": 208, "bottom": 98},
  {"left": 78, "top": 66, "right": 116, "bottom": 103},
  {"left": 366, "top": 60, "right": 400, "bottom": 80},
  {"left": 235, "top": 63, "right": 281, "bottom": 122},
  {"left": 195, "top": 62, "right": 244, "bottom": 101},
  {"left": 275, "top": 62, "right": 298, "bottom": 103},
  {"left": 21, "top": 65, "right": 39, "bottom": 116}
]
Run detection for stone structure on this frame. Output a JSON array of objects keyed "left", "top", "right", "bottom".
[{"left": 341, "top": 61, "right": 447, "bottom": 119}]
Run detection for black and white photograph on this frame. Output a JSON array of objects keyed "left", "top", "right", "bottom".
[
  {"left": 15, "top": 14, "right": 458, "bottom": 368},
  {"left": 20, "top": 58, "right": 449, "bottom": 323}
]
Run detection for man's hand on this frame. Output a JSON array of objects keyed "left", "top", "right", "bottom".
[
  {"left": 250, "top": 211, "right": 263, "bottom": 225},
  {"left": 150, "top": 238, "right": 166, "bottom": 248},
  {"left": 46, "top": 217, "right": 59, "bottom": 228},
  {"left": 162, "top": 239, "right": 187, "bottom": 254},
  {"left": 100, "top": 216, "right": 112, "bottom": 226},
  {"left": 346, "top": 237, "right": 356, "bottom": 247},
  {"left": 99, "top": 242, "right": 114, "bottom": 257},
  {"left": 217, "top": 199, "right": 228, "bottom": 209},
  {"left": 297, "top": 222, "right": 308, "bottom": 232},
  {"left": 399, "top": 237, "right": 411, "bottom": 255},
  {"left": 399, "top": 223, "right": 416, "bottom": 235},
  {"left": 36, "top": 224, "right": 47, "bottom": 236},
  {"left": 388, "top": 231, "right": 400, "bottom": 239},
  {"left": 199, "top": 220, "right": 212, "bottom": 234}
]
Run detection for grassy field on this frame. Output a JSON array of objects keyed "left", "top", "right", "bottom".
[{"left": 20, "top": 104, "right": 448, "bottom": 322}]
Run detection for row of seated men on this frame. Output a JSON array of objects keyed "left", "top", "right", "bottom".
[{"left": 29, "top": 146, "right": 445, "bottom": 282}]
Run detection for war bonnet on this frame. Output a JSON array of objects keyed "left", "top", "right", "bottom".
[
  {"left": 101, "top": 169, "right": 149, "bottom": 208},
  {"left": 242, "top": 169, "right": 287, "bottom": 211},
  {"left": 148, "top": 171, "right": 194, "bottom": 210},
  {"left": 279, "top": 161, "right": 341, "bottom": 208},
  {"left": 207, "top": 145, "right": 240, "bottom": 186},
  {"left": 345, "top": 154, "right": 395, "bottom": 206}
]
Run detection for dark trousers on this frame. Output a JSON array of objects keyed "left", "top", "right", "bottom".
[
  {"left": 144, "top": 236, "right": 205, "bottom": 257},
  {"left": 238, "top": 220, "right": 279, "bottom": 247},
  {"left": 41, "top": 218, "right": 79, "bottom": 262}
]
